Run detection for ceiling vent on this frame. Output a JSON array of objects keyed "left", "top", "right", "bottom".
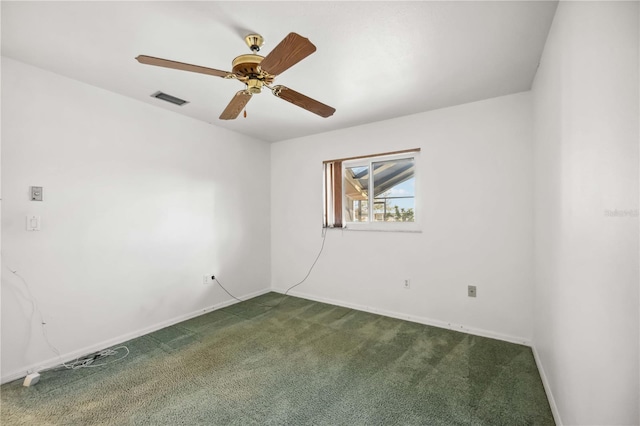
[{"left": 151, "top": 91, "right": 189, "bottom": 106}]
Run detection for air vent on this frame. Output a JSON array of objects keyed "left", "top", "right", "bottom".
[{"left": 151, "top": 91, "right": 189, "bottom": 106}]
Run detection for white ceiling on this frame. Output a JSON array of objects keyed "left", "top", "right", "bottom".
[{"left": 1, "top": 1, "right": 558, "bottom": 143}]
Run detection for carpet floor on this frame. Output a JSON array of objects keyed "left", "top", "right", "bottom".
[{"left": 1, "top": 293, "right": 554, "bottom": 425}]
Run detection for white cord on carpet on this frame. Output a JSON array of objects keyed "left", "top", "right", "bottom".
[{"left": 3, "top": 260, "right": 129, "bottom": 372}]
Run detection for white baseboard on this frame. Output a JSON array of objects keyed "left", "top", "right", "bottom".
[
  {"left": 271, "top": 287, "right": 531, "bottom": 346},
  {"left": 0, "top": 287, "right": 271, "bottom": 385},
  {"left": 532, "top": 344, "right": 563, "bottom": 425}
]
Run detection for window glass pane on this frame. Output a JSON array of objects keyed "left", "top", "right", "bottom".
[
  {"left": 372, "top": 158, "right": 415, "bottom": 222},
  {"left": 344, "top": 165, "right": 369, "bottom": 222}
]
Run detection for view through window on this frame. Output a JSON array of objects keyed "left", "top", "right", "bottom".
[{"left": 324, "top": 149, "right": 419, "bottom": 229}]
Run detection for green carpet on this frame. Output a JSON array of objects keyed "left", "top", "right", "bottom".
[{"left": 1, "top": 293, "right": 554, "bottom": 425}]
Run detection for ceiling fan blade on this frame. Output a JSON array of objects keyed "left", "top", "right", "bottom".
[
  {"left": 136, "top": 55, "right": 232, "bottom": 78},
  {"left": 272, "top": 85, "right": 335, "bottom": 118},
  {"left": 259, "top": 33, "right": 316, "bottom": 76},
  {"left": 219, "top": 91, "right": 252, "bottom": 120}
]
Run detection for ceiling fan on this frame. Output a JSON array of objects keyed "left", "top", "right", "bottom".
[{"left": 136, "top": 33, "right": 336, "bottom": 120}]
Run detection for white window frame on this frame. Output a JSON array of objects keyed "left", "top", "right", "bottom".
[{"left": 341, "top": 151, "right": 420, "bottom": 232}]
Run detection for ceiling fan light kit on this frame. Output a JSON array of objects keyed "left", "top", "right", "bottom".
[{"left": 136, "top": 32, "right": 335, "bottom": 120}]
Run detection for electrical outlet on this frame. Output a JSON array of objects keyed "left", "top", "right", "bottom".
[
  {"left": 468, "top": 285, "right": 477, "bottom": 297},
  {"left": 203, "top": 275, "right": 212, "bottom": 285},
  {"left": 404, "top": 279, "right": 411, "bottom": 290}
]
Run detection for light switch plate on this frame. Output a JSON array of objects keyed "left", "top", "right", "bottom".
[
  {"left": 26, "top": 216, "right": 41, "bottom": 231},
  {"left": 468, "top": 285, "right": 477, "bottom": 298},
  {"left": 31, "top": 186, "right": 43, "bottom": 201}
]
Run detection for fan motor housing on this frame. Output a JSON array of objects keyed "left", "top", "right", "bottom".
[
  {"left": 232, "top": 54, "right": 262, "bottom": 76},
  {"left": 232, "top": 54, "right": 274, "bottom": 83}
]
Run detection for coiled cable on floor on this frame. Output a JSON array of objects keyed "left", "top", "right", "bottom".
[{"left": 3, "top": 260, "right": 129, "bottom": 373}]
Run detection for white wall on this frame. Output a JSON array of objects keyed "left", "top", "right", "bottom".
[
  {"left": 532, "top": 2, "right": 639, "bottom": 425},
  {"left": 1, "top": 58, "right": 271, "bottom": 382},
  {"left": 271, "top": 92, "right": 534, "bottom": 343}
]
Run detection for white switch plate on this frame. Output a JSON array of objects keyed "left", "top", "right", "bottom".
[{"left": 26, "top": 216, "right": 41, "bottom": 231}]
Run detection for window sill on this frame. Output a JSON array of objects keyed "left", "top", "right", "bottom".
[{"left": 327, "top": 225, "right": 422, "bottom": 233}]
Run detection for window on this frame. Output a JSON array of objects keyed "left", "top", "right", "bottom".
[{"left": 324, "top": 149, "right": 419, "bottom": 230}]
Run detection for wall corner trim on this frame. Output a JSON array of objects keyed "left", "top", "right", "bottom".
[{"left": 532, "top": 344, "right": 563, "bottom": 426}]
